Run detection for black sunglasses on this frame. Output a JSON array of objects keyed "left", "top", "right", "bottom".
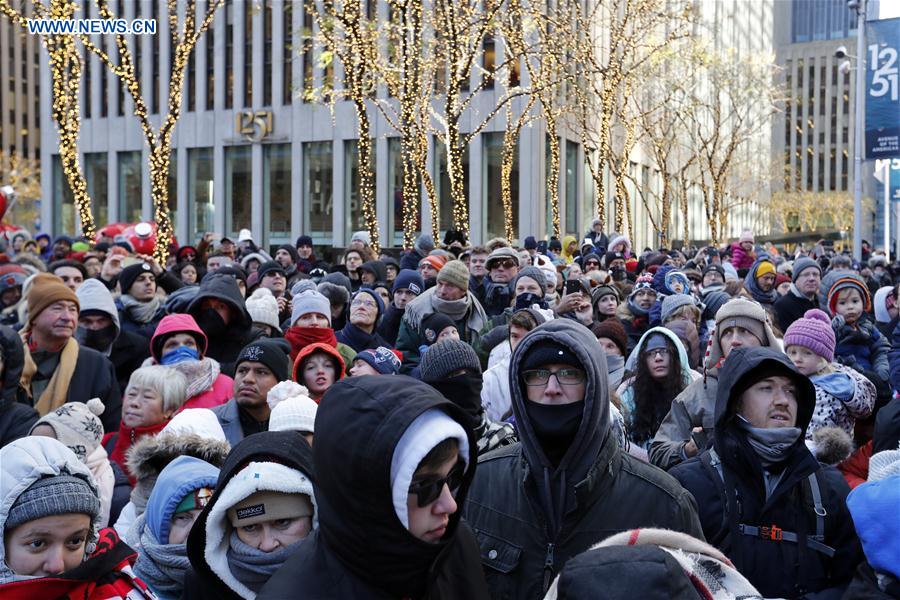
[{"left": 408, "top": 459, "right": 465, "bottom": 507}]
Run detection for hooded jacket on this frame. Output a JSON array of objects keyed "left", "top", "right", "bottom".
[
  {"left": 259, "top": 375, "right": 490, "bottom": 600},
  {"left": 464, "top": 319, "right": 703, "bottom": 600},
  {"left": 149, "top": 313, "right": 234, "bottom": 410},
  {"left": 291, "top": 342, "right": 346, "bottom": 401},
  {"left": 188, "top": 274, "right": 264, "bottom": 377},
  {"left": 0, "top": 325, "right": 38, "bottom": 447},
  {"left": 669, "top": 348, "right": 862, "bottom": 598},
  {"left": 185, "top": 431, "right": 316, "bottom": 600},
  {"left": 77, "top": 279, "right": 150, "bottom": 394}
]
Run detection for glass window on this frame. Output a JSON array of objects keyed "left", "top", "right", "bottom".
[
  {"left": 244, "top": 0, "right": 253, "bottom": 107},
  {"left": 225, "top": 145, "right": 252, "bottom": 236},
  {"left": 205, "top": 0, "right": 214, "bottom": 111},
  {"left": 53, "top": 155, "right": 76, "bottom": 236},
  {"left": 225, "top": 0, "right": 233, "bottom": 109},
  {"left": 84, "top": 153, "right": 108, "bottom": 227},
  {"left": 344, "top": 140, "right": 376, "bottom": 241},
  {"left": 303, "top": 141, "right": 333, "bottom": 236},
  {"left": 565, "top": 140, "right": 578, "bottom": 236},
  {"left": 434, "top": 139, "right": 469, "bottom": 237},
  {"left": 118, "top": 151, "right": 142, "bottom": 223},
  {"left": 188, "top": 147, "right": 214, "bottom": 239},
  {"left": 483, "top": 132, "right": 518, "bottom": 241},
  {"left": 264, "top": 143, "right": 292, "bottom": 242},
  {"left": 387, "top": 138, "right": 420, "bottom": 247},
  {"left": 263, "top": 0, "right": 272, "bottom": 106}
]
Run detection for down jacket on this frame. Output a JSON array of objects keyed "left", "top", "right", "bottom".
[
  {"left": 807, "top": 362, "right": 875, "bottom": 440},
  {"left": 464, "top": 320, "right": 703, "bottom": 600}
]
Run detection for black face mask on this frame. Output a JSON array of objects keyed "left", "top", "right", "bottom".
[
  {"left": 610, "top": 266, "right": 627, "bottom": 282},
  {"left": 514, "top": 292, "right": 547, "bottom": 311},
  {"left": 196, "top": 307, "right": 227, "bottom": 337},
  {"left": 524, "top": 400, "right": 584, "bottom": 467},
  {"left": 75, "top": 324, "right": 118, "bottom": 353},
  {"left": 429, "top": 372, "right": 483, "bottom": 424}
]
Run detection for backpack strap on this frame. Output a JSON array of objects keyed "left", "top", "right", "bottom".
[{"left": 700, "top": 449, "right": 731, "bottom": 547}]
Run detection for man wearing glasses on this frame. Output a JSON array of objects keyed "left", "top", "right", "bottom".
[
  {"left": 464, "top": 319, "right": 703, "bottom": 600},
  {"left": 482, "top": 247, "right": 520, "bottom": 317}
]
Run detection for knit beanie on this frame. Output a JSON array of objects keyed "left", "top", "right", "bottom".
[
  {"left": 436, "top": 260, "right": 470, "bottom": 292},
  {"left": 783, "top": 309, "right": 836, "bottom": 362},
  {"left": 351, "top": 230, "right": 371, "bottom": 246},
  {"left": 353, "top": 288, "right": 384, "bottom": 321},
  {"left": 391, "top": 269, "right": 424, "bottom": 295},
  {"left": 421, "top": 312, "right": 458, "bottom": 345},
  {"left": 702, "top": 264, "right": 726, "bottom": 281},
  {"left": 791, "top": 257, "right": 821, "bottom": 282},
  {"left": 714, "top": 297, "right": 767, "bottom": 346},
  {"left": 775, "top": 273, "right": 791, "bottom": 288},
  {"left": 755, "top": 260, "right": 776, "bottom": 279},
  {"left": 524, "top": 236, "right": 538, "bottom": 250},
  {"left": 419, "top": 255, "right": 446, "bottom": 273},
  {"left": 257, "top": 261, "right": 287, "bottom": 281},
  {"left": 591, "top": 319, "right": 628, "bottom": 356},
  {"left": 414, "top": 233, "right": 435, "bottom": 256},
  {"left": 591, "top": 283, "right": 621, "bottom": 305},
  {"left": 291, "top": 289, "right": 332, "bottom": 326},
  {"left": 6, "top": 474, "right": 100, "bottom": 531},
  {"left": 267, "top": 381, "right": 318, "bottom": 433},
  {"left": 29, "top": 399, "right": 105, "bottom": 461},
  {"left": 246, "top": 287, "right": 282, "bottom": 333},
  {"left": 514, "top": 267, "right": 546, "bottom": 297},
  {"left": 354, "top": 346, "right": 402, "bottom": 375},
  {"left": 296, "top": 235, "right": 313, "bottom": 248},
  {"left": 118, "top": 262, "right": 155, "bottom": 295},
  {"left": 420, "top": 339, "right": 482, "bottom": 382},
  {"left": 661, "top": 293, "right": 696, "bottom": 323},
  {"left": 702, "top": 290, "right": 731, "bottom": 321},
  {"left": 277, "top": 244, "right": 300, "bottom": 264},
  {"left": 27, "top": 273, "right": 80, "bottom": 325},
  {"left": 520, "top": 340, "right": 581, "bottom": 372},
  {"left": 739, "top": 230, "right": 754, "bottom": 243},
  {"left": 235, "top": 338, "right": 292, "bottom": 382},
  {"left": 827, "top": 275, "right": 872, "bottom": 314},
  {"left": 629, "top": 275, "right": 655, "bottom": 298}
]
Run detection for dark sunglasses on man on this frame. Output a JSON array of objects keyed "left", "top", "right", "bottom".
[{"left": 408, "top": 459, "right": 466, "bottom": 507}]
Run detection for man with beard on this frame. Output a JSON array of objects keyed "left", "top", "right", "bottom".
[
  {"left": 50, "top": 235, "right": 73, "bottom": 261},
  {"left": 187, "top": 273, "right": 264, "bottom": 377},
  {"left": 210, "top": 338, "right": 291, "bottom": 445},
  {"left": 773, "top": 257, "right": 823, "bottom": 333},
  {"left": 75, "top": 279, "right": 149, "bottom": 394},
  {"left": 743, "top": 256, "right": 778, "bottom": 308},
  {"left": 420, "top": 338, "right": 516, "bottom": 455},
  {"left": 18, "top": 274, "right": 121, "bottom": 431}
]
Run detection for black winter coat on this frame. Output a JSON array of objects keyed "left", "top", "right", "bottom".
[
  {"left": 110, "top": 328, "right": 150, "bottom": 394},
  {"left": 377, "top": 303, "right": 405, "bottom": 347},
  {"left": 843, "top": 562, "right": 900, "bottom": 599},
  {"left": 773, "top": 289, "right": 821, "bottom": 334},
  {"left": 260, "top": 375, "right": 490, "bottom": 600},
  {"left": 464, "top": 320, "right": 703, "bottom": 600},
  {"left": 0, "top": 325, "right": 38, "bottom": 447},
  {"left": 670, "top": 347, "right": 862, "bottom": 599}
]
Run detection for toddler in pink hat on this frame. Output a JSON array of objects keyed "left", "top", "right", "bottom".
[{"left": 784, "top": 309, "right": 875, "bottom": 441}]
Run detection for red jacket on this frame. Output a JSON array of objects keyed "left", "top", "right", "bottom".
[
  {"left": 838, "top": 440, "right": 872, "bottom": 489},
  {"left": 103, "top": 421, "right": 168, "bottom": 485}
]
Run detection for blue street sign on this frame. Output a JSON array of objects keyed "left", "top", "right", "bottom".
[{"left": 866, "top": 18, "right": 900, "bottom": 159}]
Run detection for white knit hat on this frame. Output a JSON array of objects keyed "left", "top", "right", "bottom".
[
  {"left": 162, "top": 408, "right": 228, "bottom": 442},
  {"left": 868, "top": 446, "right": 900, "bottom": 482},
  {"left": 267, "top": 381, "right": 318, "bottom": 434},
  {"left": 246, "top": 287, "right": 281, "bottom": 333}
]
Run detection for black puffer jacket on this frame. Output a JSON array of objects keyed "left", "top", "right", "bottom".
[
  {"left": 187, "top": 274, "right": 263, "bottom": 377},
  {"left": 773, "top": 288, "right": 821, "bottom": 334},
  {"left": 463, "top": 319, "right": 703, "bottom": 600},
  {"left": 0, "top": 325, "right": 37, "bottom": 447},
  {"left": 184, "top": 430, "right": 314, "bottom": 600},
  {"left": 259, "top": 375, "right": 489, "bottom": 600},
  {"left": 670, "top": 347, "right": 862, "bottom": 599}
]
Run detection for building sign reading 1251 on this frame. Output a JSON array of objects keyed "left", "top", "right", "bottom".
[{"left": 236, "top": 111, "right": 274, "bottom": 142}]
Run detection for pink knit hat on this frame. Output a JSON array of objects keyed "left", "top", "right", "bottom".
[
  {"left": 783, "top": 309, "right": 835, "bottom": 362},
  {"left": 739, "top": 230, "right": 754, "bottom": 244}
]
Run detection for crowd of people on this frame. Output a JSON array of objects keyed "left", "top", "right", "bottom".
[{"left": 0, "top": 222, "right": 898, "bottom": 599}]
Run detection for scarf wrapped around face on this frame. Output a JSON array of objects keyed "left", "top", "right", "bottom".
[
  {"left": 225, "top": 531, "right": 302, "bottom": 594},
  {"left": 131, "top": 513, "right": 192, "bottom": 598}
]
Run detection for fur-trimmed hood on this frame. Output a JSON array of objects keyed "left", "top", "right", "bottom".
[{"left": 126, "top": 432, "right": 230, "bottom": 516}]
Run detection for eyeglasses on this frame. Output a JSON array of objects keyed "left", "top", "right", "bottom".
[
  {"left": 522, "top": 367, "right": 586, "bottom": 386},
  {"left": 351, "top": 297, "right": 377, "bottom": 309},
  {"left": 492, "top": 259, "right": 517, "bottom": 270},
  {"left": 408, "top": 460, "right": 465, "bottom": 507},
  {"left": 643, "top": 348, "right": 670, "bottom": 358}
]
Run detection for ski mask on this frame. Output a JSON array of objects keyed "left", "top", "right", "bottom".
[
  {"left": 429, "top": 372, "right": 484, "bottom": 425},
  {"left": 524, "top": 400, "right": 584, "bottom": 467},
  {"left": 76, "top": 324, "right": 117, "bottom": 353},
  {"left": 195, "top": 307, "right": 227, "bottom": 337},
  {"left": 610, "top": 265, "right": 627, "bottom": 282}
]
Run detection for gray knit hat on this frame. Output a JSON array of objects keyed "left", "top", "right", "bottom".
[
  {"left": 513, "top": 267, "right": 546, "bottom": 297},
  {"left": 419, "top": 339, "right": 482, "bottom": 382},
  {"left": 291, "top": 289, "right": 332, "bottom": 326},
  {"left": 436, "top": 260, "right": 470, "bottom": 293},
  {"left": 661, "top": 294, "right": 697, "bottom": 323},
  {"left": 6, "top": 474, "right": 100, "bottom": 530},
  {"left": 791, "top": 257, "right": 821, "bottom": 282}
]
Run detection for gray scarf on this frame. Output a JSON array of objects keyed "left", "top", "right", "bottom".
[
  {"left": 226, "top": 531, "right": 301, "bottom": 594},
  {"left": 736, "top": 415, "right": 801, "bottom": 468},
  {"left": 431, "top": 295, "right": 470, "bottom": 321},
  {"left": 131, "top": 514, "right": 191, "bottom": 598},
  {"left": 120, "top": 293, "right": 164, "bottom": 324}
]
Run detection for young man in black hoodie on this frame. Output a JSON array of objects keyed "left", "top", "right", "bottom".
[
  {"left": 259, "top": 375, "right": 489, "bottom": 599},
  {"left": 464, "top": 319, "right": 703, "bottom": 600},
  {"left": 378, "top": 269, "right": 423, "bottom": 346}
]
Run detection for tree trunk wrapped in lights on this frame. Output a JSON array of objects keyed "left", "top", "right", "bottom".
[
  {"left": 78, "top": 0, "right": 224, "bottom": 263},
  {"left": 0, "top": 0, "right": 95, "bottom": 238}
]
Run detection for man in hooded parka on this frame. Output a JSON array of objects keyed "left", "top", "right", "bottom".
[
  {"left": 669, "top": 347, "right": 862, "bottom": 598},
  {"left": 259, "top": 375, "right": 490, "bottom": 600},
  {"left": 463, "top": 319, "right": 703, "bottom": 600}
]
